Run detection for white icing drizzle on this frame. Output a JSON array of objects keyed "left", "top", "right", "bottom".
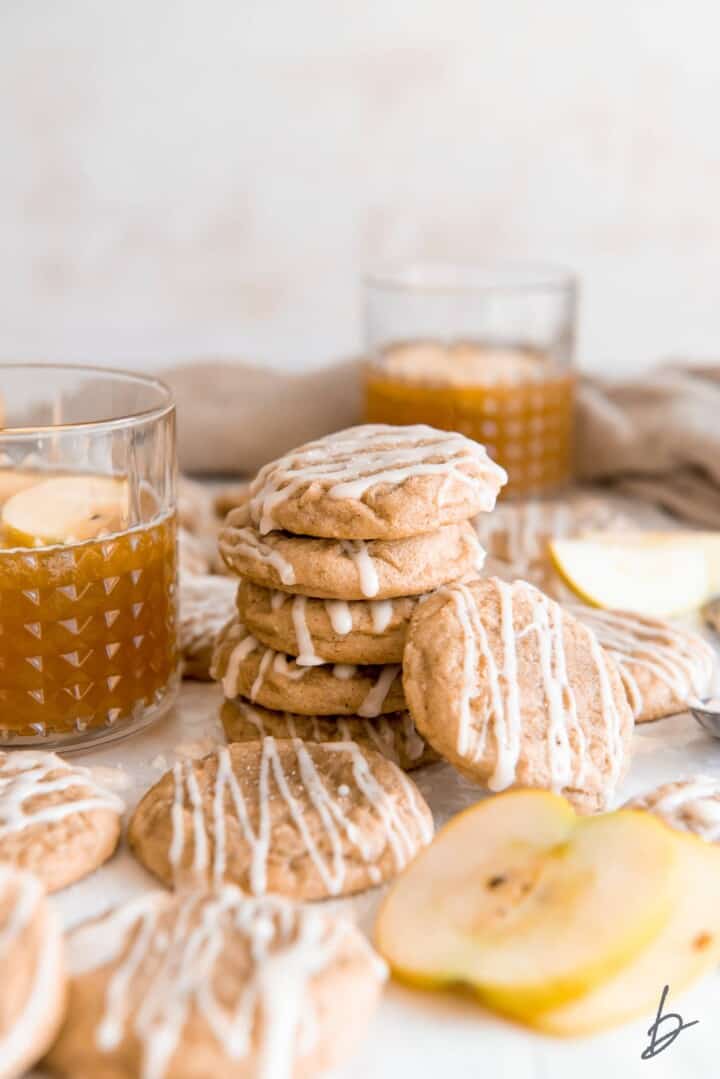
[
  {"left": 357, "top": 665, "right": 401, "bottom": 718},
  {"left": 0, "top": 866, "right": 42, "bottom": 956},
  {"left": 474, "top": 501, "right": 574, "bottom": 570},
  {"left": 248, "top": 424, "right": 506, "bottom": 534},
  {"left": 66, "top": 887, "right": 385, "bottom": 1079},
  {"left": 167, "top": 738, "right": 431, "bottom": 896},
  {"left": 215, "top": 621, "right": 261, "bottom": 698},
  {"left": 271, "top": 590, "right": 288, "bottom": 611},
  {"left": 631, "top": 776, "right": 720, "bottom": 842},
  {"left": 324, "top": 599, "right": 353, "bottom": 635},
  {"left": 0, "top": 751, "right": 124, "bottom": 838},
  {"left": 290, "top": 595, "right": 324, "bottom": 667},
  {"left": 217, "top": 620, "right": 399, "bottom": 713},
  {"left": 447, "top": 579, "right": 621, "bottom": 795},
  {"left": 571, "top": 606, "right": 715, "bottom": 719},
  {"left": 231, "top": 701, "right": 427, "bottom": 768},
  {"left": 331, "top": 664, "right": 356, "bottom": 680},
  {"left": 369, "top": 599, "right": 393, "bottom": 633},
  {"left": 220, "top": 518, "right": 296, "bottom": 585},
  {"left": 0, "top": 867, "right": 62, "bottom": 1075},
  {"left": 340, "top": 540, "right": 379, "bottom": 598},
  {"left": 179, "top": 574, "right": 237, "bottom": 659}
]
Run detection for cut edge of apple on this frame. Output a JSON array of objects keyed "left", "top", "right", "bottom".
[
  {"left": 375, "top": 792, "right": 681, "bottom": 1021},
  {"left": 533, "top": 829, "right": 720, "bottom": 1036}
]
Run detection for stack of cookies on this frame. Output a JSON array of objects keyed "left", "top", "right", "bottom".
[{"left": 212, "top": 423, "right": 507, "bottom": 769}]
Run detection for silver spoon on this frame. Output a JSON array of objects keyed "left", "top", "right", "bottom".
[{"left": 690, "top": 696, "right": 720, "bottom": 738}]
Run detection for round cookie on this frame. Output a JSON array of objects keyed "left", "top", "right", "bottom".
[
  {"left": 128, "top": 738, "right": 434, "bottom": 899},
  {"left": 212, "top": 617, "right": 405, "bottom": 717},
  {"left": 219, "top": 506, "right": 484, "bottom": 599},
  {"left": 178, "top": 526, "right": 212, "bottom": 577},
  {"left": 179, "top": 573, "right": 238, "bottom": 680},
  {"left": 625, "top": 777, "right": 720, "bottom": 842},
  {"left": 247, "top": 423, "right": 507, "bottom": 539},
  {"left": 571, "top": 606, "right": 715, "bottom": 723},
  {"left": 473, "top": 495, "right": 632, "bottom": 598},
  {"left": 221, "top": 698, "right": 438, "bottom": 771},
  {"left": 0, "top": 866, "right": 66, "bottom": 1079},
  {"left": 237, "top": 579, "right": 422, "bottom": 665},
  {"left": 403, "top": 577, "right": 634, "bottom": 814},
  {"left": 47, "top": 886, "right": 386, "bottom": 1079},
  {"left": 0, "top": 751, "right": 124, "bottom": 892}
]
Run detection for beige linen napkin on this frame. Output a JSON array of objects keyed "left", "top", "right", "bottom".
[
  {"left": 165, "top": 360, "right": 361, "bottom": 475},
  {"left": 576, "top": 365, "right": 720, "bottom": 527},
  {"left": 167, "top": 359, "right": 720, "bottom": 527}
]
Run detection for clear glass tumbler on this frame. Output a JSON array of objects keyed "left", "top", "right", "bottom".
[
  {"left": 364, "top": 262, "right": 577, "bottom": 498},
  {"left": 0, "top": 365, "right": 178, "bottom": 748}
]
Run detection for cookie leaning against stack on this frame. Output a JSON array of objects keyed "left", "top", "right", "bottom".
[{"left": 214, "top": 423, "right": 507, "bottom": 764}]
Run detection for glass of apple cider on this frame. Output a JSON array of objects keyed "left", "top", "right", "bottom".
[
  {"left": 0, "top": 365, "right": 178, "bottom": 747},
  {"left": 364, "top": 263, "right": 577, "bottom": 498}
]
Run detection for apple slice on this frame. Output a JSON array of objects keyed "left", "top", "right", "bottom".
[
  {"left": 534, "top": 831, "right": 720, "bottom": 1034},
  {"left": 376, "top": 791, "right": 679, "bottom": 1019},
  {"left": 549, "top": 531, "right": 720, "bottom": 617},
  {"left": 2, "top": 474, "right": 129, "bottom": 546}
]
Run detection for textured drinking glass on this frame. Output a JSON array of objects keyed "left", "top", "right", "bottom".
[
  {"left": 364, "top": 262, "right": 577, "bottom": 497},
  {"left": 0, "top": 365, "right": 178, "bottom": 748}
]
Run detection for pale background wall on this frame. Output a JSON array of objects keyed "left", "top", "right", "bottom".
[{"left": 2, "top": 0, "right": 720, "bottom": 375}]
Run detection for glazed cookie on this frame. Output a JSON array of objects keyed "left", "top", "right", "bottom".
[
  {"left": 212, "top": 618, "right": 405, "bottom": 716},
  {"left": 128, "top": 738, "right": 433, "bottom": 898},
  {"left": 236, "top": 579, "right": 422, "bottom": 665},
  {"left": 179, "top": 573, "right": 238, "bottom": 680},
  {"left": 473, "top": 495, "right": 631, "bottom": 597},
  {"left": 177, "top": 475, "right": 216, "bottom": 536},
  {"left": 220, "top": 505, "right": 483, "bottom": 599},
  {"left": 571, "top": 607, "right": 715, "bottom": 723},
  {"left": 0, "top": 866, "right": 65, "bottom": 1079},
  {"left": 247, "top": 423, "right": 507, "bottom": 539},
  {"left": 178, "top": 525, "right": 212, "bottom": 577},
  {"left": 0, "top": 751, "right": 124, "bottom": 892},
  {"left": 625, "top": 777, "right": 720, "bottom": 842},
  {"left": 221, "top": 698, "right": 438, "bottom": 771},
  {"left": 403, "top": 578, "right": 634, "bottom": 813},
  {"left": 48, "top": 886, "right": 386, "bottom": 1079}
]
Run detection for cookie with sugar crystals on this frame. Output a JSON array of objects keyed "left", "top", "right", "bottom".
[
  {"left": 212, "top": 617, "right": 405, "bottom": 717},
  {"left": 47, "top": 886, "right": 386, "bottom": 1079},
  {"left": 625, "top": 777, "right": 720, "bottom": 843},
  {"left": 247, "top": 423, "right": 507, "bottom": 539},
  {"left": 0, "top": 751, "right": 124, "bottom": 893},
  {"left": 219, "top": 505, "right": 484, "bottom": 599},
  {"left": 403, "top": 577, "right": 634, "bottom": 814},
  {"left": 571, "top": 606, "right": 715, "bottom": 723},
  {"left": 128, "top": 738, "right": 433, "bottom": 899},
  {"left": 0, "top": 866, "right": 65, "bottom": 1079},
  {"left": 179, "top": 572, "right": 237, "bottom": 680},
  {"left": 221, "top": 698, "right": 438, "bottom": 771},
  {"left": 236, "top": 578, "right": 422, "bottom": 665}
]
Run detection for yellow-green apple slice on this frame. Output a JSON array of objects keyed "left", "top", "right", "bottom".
[
  {"left": 535, "top": 830, "right": 720, "bottom": 1034},
  {"left": 2, "top": 475, "right": 128, "bottom": 546},
  {"left": 376, "top": 791, "right": 679, "bottom": 1019},
  {"left": 549, "top": 531, "right": 720, "bottom": 617}
]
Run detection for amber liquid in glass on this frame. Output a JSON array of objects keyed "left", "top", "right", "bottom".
[
  {"left": 0, "top": 478, "right": 178, "bottom": 740},
  {"left": 365, "top": 341, "right": 575, "bottom": 498}
]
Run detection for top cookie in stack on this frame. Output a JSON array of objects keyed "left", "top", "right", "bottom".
[{"left": 214, "top": 424, "right": 507, "bottom": 759}]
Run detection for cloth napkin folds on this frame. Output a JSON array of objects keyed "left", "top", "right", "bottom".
[{"left": 166, "top": 360, "right": 720, "bottom": 528}]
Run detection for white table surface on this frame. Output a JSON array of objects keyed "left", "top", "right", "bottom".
[{"left": 34, "top": 667, "right": 720, "bottom": 1079}]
